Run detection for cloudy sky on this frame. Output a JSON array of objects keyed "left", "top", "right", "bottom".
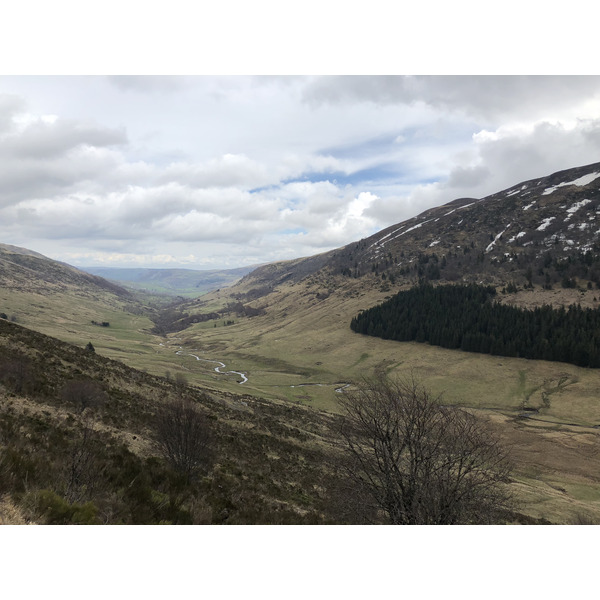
[{"left": 1, "top": 74, "right": 600, "bottom": 270}]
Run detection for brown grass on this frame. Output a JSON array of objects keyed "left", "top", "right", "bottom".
[{"left": 0, "top": 496, "right": 35, "bottom": 525}]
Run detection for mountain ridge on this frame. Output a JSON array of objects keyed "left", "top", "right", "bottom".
[
  {"left": 0, "top": 242, "right": 132, "bottom": 298},
  {"left": 228, "top": 161, "right": 600, "bottom": 298}
]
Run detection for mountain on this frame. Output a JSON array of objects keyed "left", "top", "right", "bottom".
[
  {"left": 161, "top": 161, "right": 600, "bottom": 416},
  {"left": 91, "top": 160, "right": 600, "bottom": 524},
  {"left": 0, "top": 243, "right": 132, "bottom": 298},
  {"left": 0, "top": 243, "right": 159, "bottom": 366},
  {"left": 240, "top": 161, "right": 600, "bottom": 292},
  {"left": 81, "top": 265, "right": 257, "bottom": 297}
]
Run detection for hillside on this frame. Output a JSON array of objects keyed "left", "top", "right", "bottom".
[
  {"left": 0, "top": 317, "right": 352, "bottom": 524},
  {"left": 3, "top": 310, "right": 600, "bottom": 525},
  {"left": 160, "top": 162, "right": 600, "bottom": 409},
  {"left": 0, "top": 243, "right": 132, "bottom": 299},
  {"left": 0, "top": 243, "right": 168, "bottom": 370},
  {"left": 239, "top": 161, "right": 600, "bottom": 292}
]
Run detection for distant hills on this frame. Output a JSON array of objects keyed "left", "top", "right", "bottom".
[{"left": 81, "top": 265, "right": 257, "bottom": 297}]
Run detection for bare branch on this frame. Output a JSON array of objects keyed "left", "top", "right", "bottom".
[
  {"left": 338, "top": 375, "right": 513, "bottom": 524},
  {"left": 154, "top": 398, "right": 215, "bottom": 481}
]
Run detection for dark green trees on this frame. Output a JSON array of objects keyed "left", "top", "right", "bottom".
[{"left": 351, "top": 283, "right": 600, "bottom": 368}]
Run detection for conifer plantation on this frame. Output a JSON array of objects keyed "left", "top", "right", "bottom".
[{"left": 350, "top": 283, "right": 600, "bottom": 368}]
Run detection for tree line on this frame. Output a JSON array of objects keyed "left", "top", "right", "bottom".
[{"left": 350, "top": 283, "right": 600, "bottom": 368}]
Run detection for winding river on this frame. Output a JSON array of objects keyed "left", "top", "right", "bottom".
[
  {"left": 161, "top": 341, "right": 349, "bottom": 391},
  {"left": 175, "top": 349, "right": 248, "bottom": 383}
]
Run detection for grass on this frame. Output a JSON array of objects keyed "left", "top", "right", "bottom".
[
  {"left": 5, "top": 271, "right": 600, "bottom": 424},
  {"left": 5, "top": 270, "right": 600, "bottom": 523},
  {"left": 160, "top": 277, "right": 600, "bottom": 424}
]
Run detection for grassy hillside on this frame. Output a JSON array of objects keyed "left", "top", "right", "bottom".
[
  {"left": 164, "top": 270, "right": 600, "bottom": 418},
  {"left": 0, "top": 318, "right": 350, "bottom": 524},
  {"left": 2, "top": 314, "right": 599, "bottom": 524},
  {"left": 2, "top": 249, "right": 600, "bottom": 522},
  {"left": 140, "top": 269, "right": 600, "bottom": 524}
]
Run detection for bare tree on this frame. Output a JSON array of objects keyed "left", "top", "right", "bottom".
[
  {"left": 63, "top": 412, "right": 100, "bottom": 503},
  {"left": 337, "top": 376, "right": 513, "bottom": 524},
  {"left": 0, "top": 358, "right": 34, "bottom": 395},
  {"left": 61, "top": 379, "right": 107, "bottom": 414},
  {"left": 155, "top": 398, "right": 215, "bottom": 480}
]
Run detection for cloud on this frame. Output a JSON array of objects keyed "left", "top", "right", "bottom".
[
  {"left": 0, "top": 102, "right": 129, "bottom": 206},
  {"left": 445, "top": 165, "right": 491, "bottom": 189},
  {"left": 302, "top": 75, "right": 600, "bottom": 122},
  {"left": 472, "top": 118, "right": 600, "bottom": 188},
  {"left": 106, "top": 76, "right": 188, "bottom": 93},
  {"left": 0, "top": 94, "right": 27, "bottom": 132},
  {"left": 158, "top": 154, "right": 275, "bottom": 189},
  {"left": 2, "top": 76, "right": 600, "bottom": 269},
  {"left": 0, "top": 117, "right": 126, "bottom": 159},
  {"left": 394, "top": 118, "right": 600, "bottom": 220}
]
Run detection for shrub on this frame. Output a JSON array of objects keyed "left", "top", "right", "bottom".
[
  {"left": 25, "top": 489, "right": 100, "bottom": 525},
  {"left": 155, "top": 398, "right": 215, "bottom": 481}
]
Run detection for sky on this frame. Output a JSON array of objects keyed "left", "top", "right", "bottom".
[
  {"left": 1, "top": 75, "right": 600, "bottom": 270},
  {"left": 1, "top": 4, "right": 599, "bottom": 271}
]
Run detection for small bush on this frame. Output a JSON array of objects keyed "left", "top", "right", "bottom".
[{"left": 26, "top": 489, "right": 100, "bottom": 525}]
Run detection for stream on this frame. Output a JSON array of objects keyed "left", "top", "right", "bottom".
[
  {"left": 161, "top": 341, "right": 349, "bottom": 391},
  {"left": 175, "top": 348, "right": 248, "bottom": 384}
]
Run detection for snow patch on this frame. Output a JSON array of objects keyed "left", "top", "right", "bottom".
[
  {"left": 523, "top": 200, "right": 536, "bottom": 211},
  {"left": 564, "top": 198, "right": 592, "bottom": 221},
  {"left": 542, "top": 172, "right": 600, "bottom": 195},
  {"left": 536, "top": 217, "right": 555, "bottom": 231},
  {"left": 486, "top": 224, "right": 511, "bottom": 253},
  {"left": 372, "top": 219, "right": 434, "bottom": 250},
  {"left": 401, "top": 219, "right": 430, "bottom": 236},
  {"left": 508, "top": 231, "right": 527, "bottom": 243},
  {"left": 506, "top": 185, "right": 527, "bottom": 197},
  {"left": 368, "top": 225, "right": 406, "bottom": 250}
]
